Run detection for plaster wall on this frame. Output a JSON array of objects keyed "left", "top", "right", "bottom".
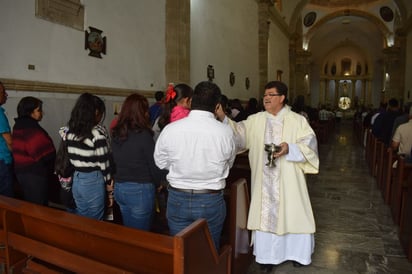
[
  {"left": 0, "top": 0, "right": 166, "bottom": 91},
  {"left": 268, "top": 24, "right": 290, "bottom": 90},
  {"left": 190, "top": 0, "right": 260, "bottom": 100}
]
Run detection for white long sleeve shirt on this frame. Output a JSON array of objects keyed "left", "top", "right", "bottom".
[{"left": 154, "top": 110, "right": 236, "bottom": 190}]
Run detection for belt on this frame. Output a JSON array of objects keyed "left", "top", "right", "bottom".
[{"left": 168, "top": 185, "right": 223, "bottom": 194}]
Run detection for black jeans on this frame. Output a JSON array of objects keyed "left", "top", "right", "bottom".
[{"left": 17, "top": 173, "right": 48, "bottom": 205}]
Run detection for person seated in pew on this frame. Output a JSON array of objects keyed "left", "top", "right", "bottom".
[
  {"left": 12, "top": 96, "right": 56, "bottom": 205},
  {"left": 391, "top": 102, "right": 412, "bottom": 138},
  {"left": 392, "top": 105, "right": 412, "bottom": 163},
  {"left": 154, "top": 81, "right": 236, "bottom": 250},
  {"left": 373, "top": 98, "right": 402, "bottom": 146},
  {"left": 111, "top": 93, "right": 165, "bottom": 231}
]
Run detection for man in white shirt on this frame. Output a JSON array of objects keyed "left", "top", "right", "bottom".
[
  {"left": 392, "top": 105, "right": 412, "bottom": 161},
  {"left": 154, "top": 81, "right": 236, "bottom": 250}
]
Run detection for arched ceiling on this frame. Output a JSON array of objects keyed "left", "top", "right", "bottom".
[
  {"left": 309, "top": 15, "right": 383, "bottom": 65},
  {"left": 291, "top": 0, "right": 409, "bottom": 71}
]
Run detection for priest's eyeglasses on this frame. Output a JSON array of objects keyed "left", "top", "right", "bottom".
[{"left": 263, "top": 93, "right": 283, "bottom": 97}]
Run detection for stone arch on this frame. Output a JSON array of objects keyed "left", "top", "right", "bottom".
[
  {"left": 305, "top": 9, "right": 391, "bottom": 48},
  {"left": 289, "top": 0, "right": 406, "bottom": 35}
]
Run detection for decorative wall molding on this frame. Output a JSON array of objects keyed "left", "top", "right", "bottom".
[
  {"left": 35, "top": 0, "right": 84, "bottom": 31},
  {"left": 0, "top": 78, "right": 153, "bottom": 98}
]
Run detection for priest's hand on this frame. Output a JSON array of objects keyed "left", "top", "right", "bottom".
[{"left": 273, "top": 142, "right": 288, "bottom": 158}]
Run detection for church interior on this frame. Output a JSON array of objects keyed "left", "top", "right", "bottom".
[{"left": 1, "top": 0, "right": 412, "bottom": 273}]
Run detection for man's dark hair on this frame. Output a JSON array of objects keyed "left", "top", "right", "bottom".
[
  {"left": 264, "top": 81, "right": 288, "bottom": 105},
  {"left": 191, "top": 81, "right": 221, "bottom": 113},
  {"left": 154, "top": 91, "right": 164, "bottom": 102},
  {"left": 388, "top": 98, "right": 399, "bottom": 108}
]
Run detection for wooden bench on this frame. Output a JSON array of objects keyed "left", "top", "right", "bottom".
[
  {"left": 368, "top": 134, "right": 378, "bottom": 176},
  {"left": 399, "top": 174, "right": 412, "bottom": 262},
  {"left": 0, "top": 195, "right": 231, "bottom": 274},
  {"left": 381, "top": 148, "right": 397, "bottom": 204},
  {"left": 224, "top": 178, "right": 253, "bottom": 274},
  {"left": 227, "top": 152, "right": 251, "bottom": 189},
  {"left": 390, "top": 156, "right": 412, "bottom": 225},
  {"left": 375, "top": 140, "right": 385, "bottom": 185}
]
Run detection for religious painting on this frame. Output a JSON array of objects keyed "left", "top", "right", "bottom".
[{"left": 85, "top": 27, "right": 106, "bottom": 58}]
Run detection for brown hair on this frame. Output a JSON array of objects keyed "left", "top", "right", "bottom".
[{"left": 112, "top": 93, "right": 152, "bottom": 142}]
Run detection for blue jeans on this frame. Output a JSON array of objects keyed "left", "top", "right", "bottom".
[
  {"left": 72, "top": 170, "right": 105, "bottom": 220},
  {"left": 114, "top": 182, "right": 155, "bottom": 231},
  {"left": 0, "top": 160, "right": 13, "bottom": 197},
  {"left": 166, "top": 188, "right": 226, "bottom": 250}
]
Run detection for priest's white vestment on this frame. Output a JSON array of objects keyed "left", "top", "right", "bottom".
[{"left": 228, "top": 106, "right": 319, "bottom": 265}]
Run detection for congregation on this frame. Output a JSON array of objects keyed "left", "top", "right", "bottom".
[{"left": 3, "top": 77, "right": 412, "bottom": 272}]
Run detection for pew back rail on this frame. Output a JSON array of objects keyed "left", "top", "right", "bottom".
[{"left": 0, "top": 196, "right": 231, "bottom": 274}]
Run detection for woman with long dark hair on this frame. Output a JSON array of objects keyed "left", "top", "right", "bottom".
[
  {"left": 111, "top": 93, "right": 164, "bottom": 230},
  {"left": 153, "top": 83, "right": 193, "bottom": 140},
  {"left": 66, "top": 93, "right": 113, "bottom": 220}
]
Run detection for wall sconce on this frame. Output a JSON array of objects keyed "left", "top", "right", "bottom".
[
  {"left": 207, "top": 65, "right": 215, "bottom": 81},
  {"left": 229, "top": 72, "right": 235, "bottom": 86}
]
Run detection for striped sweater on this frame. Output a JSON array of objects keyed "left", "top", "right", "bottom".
[{"left": 66, "top": 125, "right": 112, "bottom": 184}]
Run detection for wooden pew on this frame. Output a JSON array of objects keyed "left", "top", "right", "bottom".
[
  {"left": 390, "top": 156, "right": 412, "bottom": 225},
  {"left": 0, "top": 196, "right": 231, "bottom": 274},
  {"left": 227, "top": 152, "right": 251, "bottom": 196},
  {"left": 399, "top": 175, "right": 412, "bottom": 262},
  {"left": 375, "top": 140, "right": 385, "bottom": 185},
  {"left": 364, "top": 128, "right": 373, "bottom": 163},
  {"left": 381, "top": 148, "right": 397, "bottom": 204},
  {"left": 368, "top": 134, "right": 377, "bottom": 176},
  {"left": 224, "top": 179, "right": 253, "bottom": 274}
]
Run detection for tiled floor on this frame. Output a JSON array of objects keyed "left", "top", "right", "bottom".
[{"left": 246, "top": 120, "right": 412, "bottom": 274}]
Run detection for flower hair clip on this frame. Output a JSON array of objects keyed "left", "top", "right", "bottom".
[{"left": 165, "top": 84, "right": 176, "bottom": 103}]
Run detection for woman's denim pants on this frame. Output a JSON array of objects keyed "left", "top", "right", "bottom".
[
  {"left": 114, "top": 182, "right": 155, "bottom": 231},
  {"left": 72, "top": 170, "right": 105, "bottom": 220}
]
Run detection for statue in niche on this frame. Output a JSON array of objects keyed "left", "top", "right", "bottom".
[{"left": 340, "top": 80, "right": 351, "bottom": 96}]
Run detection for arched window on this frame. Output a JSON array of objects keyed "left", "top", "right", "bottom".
[
  {"left": 341, "top": 58, "right": 351, "bottom": 76},
  {"left": 331, "top": 63, "right": 337, "bottom": 76},
  {"left": 356, "top": 63, "right": 362, "bottom": 75}
]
